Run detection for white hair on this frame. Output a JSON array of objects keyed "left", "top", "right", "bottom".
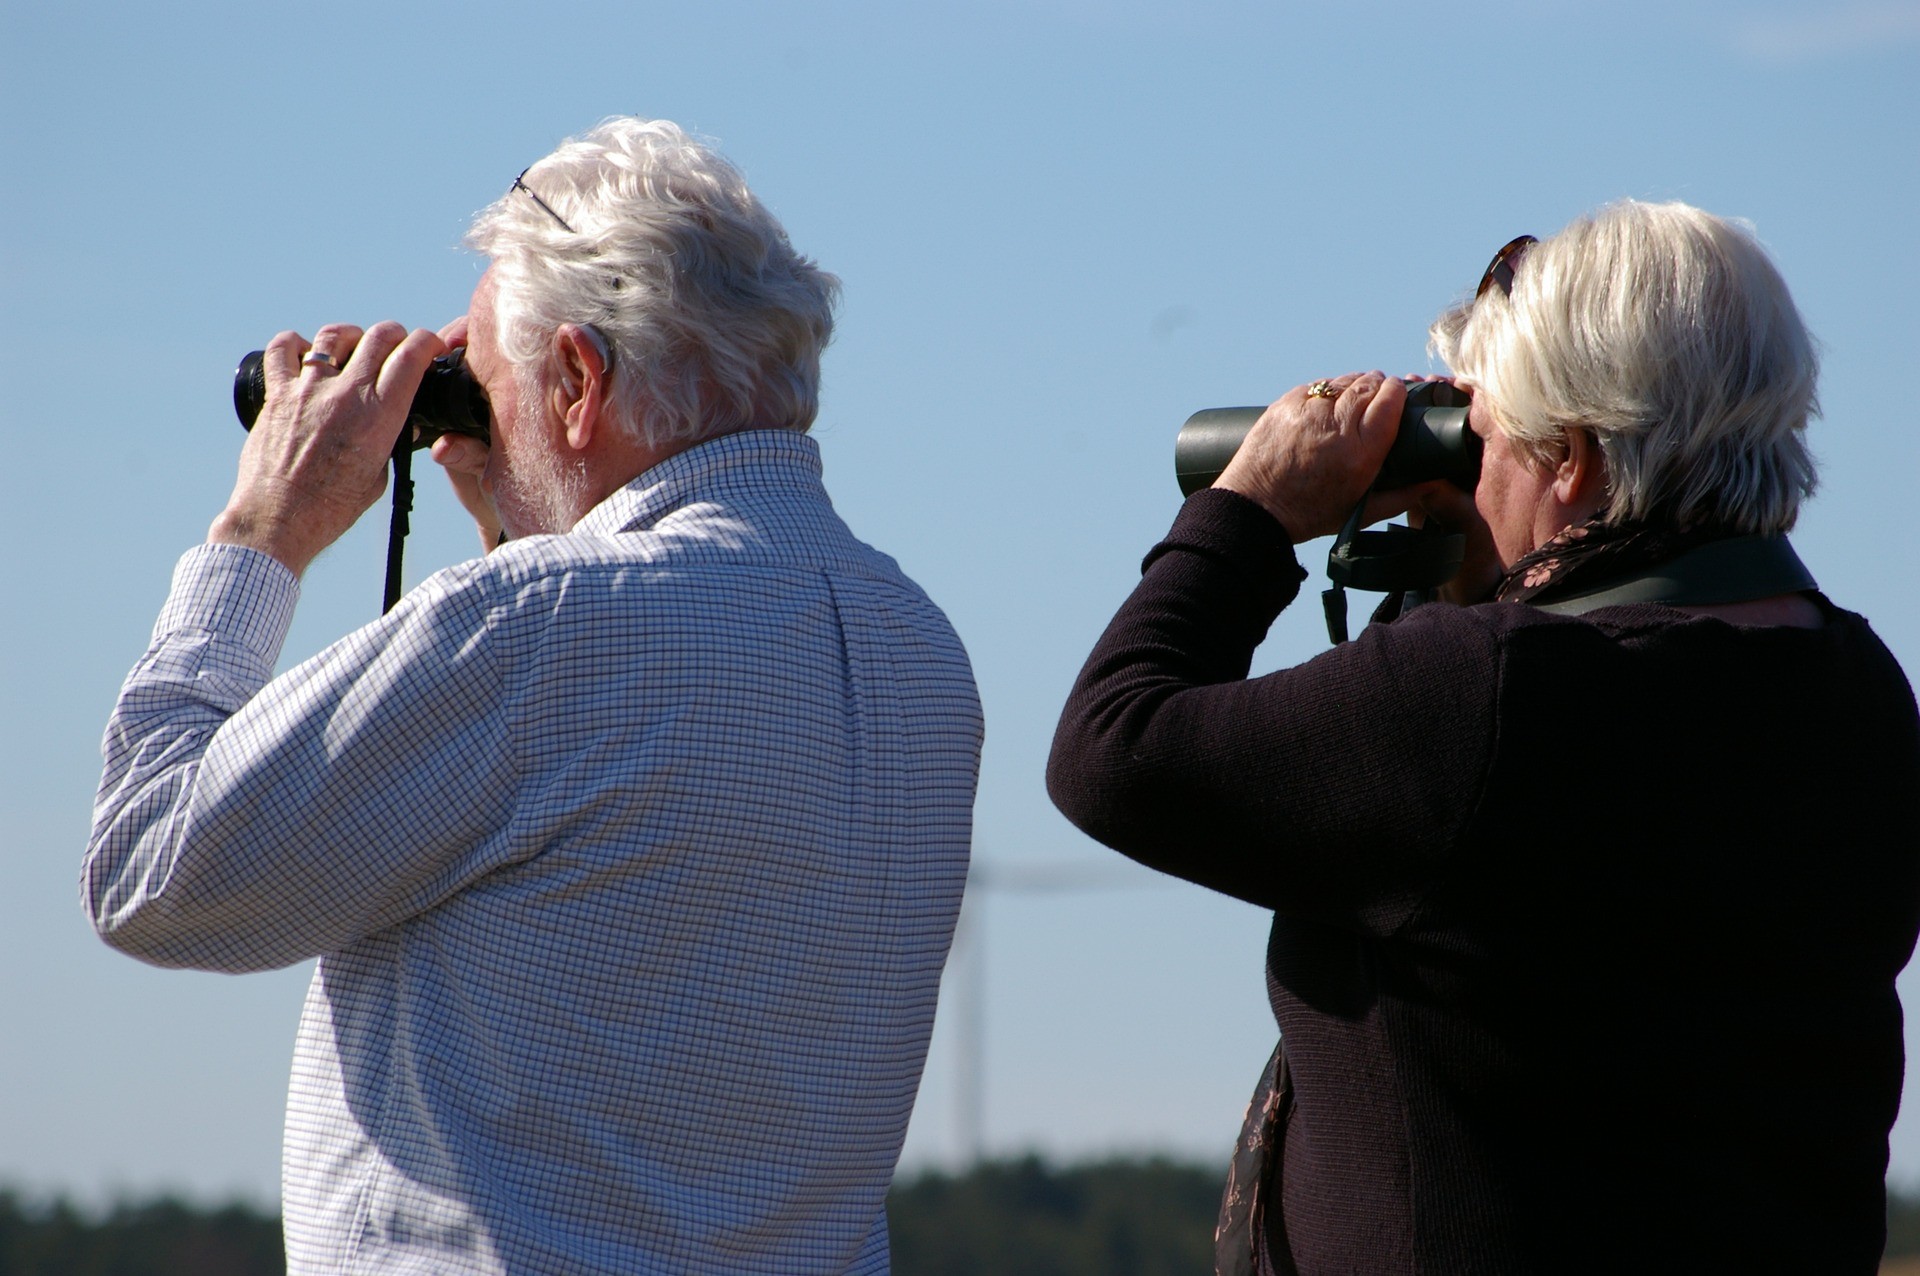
[
  {"left": 1429, "top": 200, "right": 1819, "bottom": 534},
  {"left": 467, "top": 118, "right": 840, "bottom": 448}
]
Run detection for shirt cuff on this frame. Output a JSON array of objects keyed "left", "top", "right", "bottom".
[{"left": 153, "top": 543, "right": 301, "bottom": 679}]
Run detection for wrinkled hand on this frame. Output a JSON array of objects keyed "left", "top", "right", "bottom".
[
  {"left": 1407, "top": 481, "right": 1503, "bottom": 604},
  {"left": 1388, "top": 370, "right": 1502, "bottom": 601},
  {"left": 427, "top": 314, "right": 505, "bottom": 553},
  {"left": 1212, "top": 372, "right": 1407, "bottom": 543},
  {"left": 209, "top": 322, "right": 446, "bottom": 576}
]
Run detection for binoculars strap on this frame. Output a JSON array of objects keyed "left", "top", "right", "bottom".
[
  {"left": 382, "top": 437, "right": 415, "bottom": 615},
  {"left": 1531, "top": 535, "right": 1816, "bottom": 616}
]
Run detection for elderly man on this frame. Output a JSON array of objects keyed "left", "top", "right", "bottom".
[{"left": 86, "top": 118, "right": 981, "bottom": 1275}]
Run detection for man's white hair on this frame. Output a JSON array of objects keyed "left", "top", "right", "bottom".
[
  {"left": 1430, "top": 200, "right": 1819, "bottom": 534},
  {"left": 468, "top": 117, "right": 840, "bottom": 448}
]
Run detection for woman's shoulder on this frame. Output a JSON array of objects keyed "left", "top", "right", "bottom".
[{"left": 1372, "top": 595, "right": 1910, "bottom": 697}]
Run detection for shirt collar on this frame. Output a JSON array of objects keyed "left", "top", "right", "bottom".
[{"left": 571, "top": 429, "right": 825, "bottom": 538}]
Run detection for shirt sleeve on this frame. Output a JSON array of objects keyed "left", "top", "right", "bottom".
[
  {"left": 84, "top": 543, "right": 523, "bottom": 972},
  {"left": 1046, "top": 489, "right": 1502, "bottom": 934}
]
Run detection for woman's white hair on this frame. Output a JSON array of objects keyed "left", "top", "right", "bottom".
[
  {"left": 467, "top": 118, "right": 840, "bottom": 448},
  {"left": 1430, "top": 200, "right": 1819, "bottom": 534}
]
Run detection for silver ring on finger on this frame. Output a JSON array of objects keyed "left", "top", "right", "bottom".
[
  {"left": 302, "top": 349, "right": 342, "bottom": 371},
  {"left": 1306, "top": 379, "right": 1338, "bottom": 399}
]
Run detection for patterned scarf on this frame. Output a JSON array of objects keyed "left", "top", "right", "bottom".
[
  {"left": 1215, "top": 1042, "right": 1292, "bottom": 1276},
  {"left": 1492, "top": 514, "right": 1728, "bottom": 606}
]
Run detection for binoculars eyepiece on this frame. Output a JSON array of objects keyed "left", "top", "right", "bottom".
[{"left": 232, "top": 348, "right": 492, "bottom": 451}]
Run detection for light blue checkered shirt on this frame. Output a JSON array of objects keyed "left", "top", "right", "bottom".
[{"left": 86, "top": 430, "right": 983, "bottom": 1275}]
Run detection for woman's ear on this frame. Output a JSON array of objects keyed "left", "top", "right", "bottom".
[{"left": 1553, "top": 428, "right": 1606, "bottom": 510}]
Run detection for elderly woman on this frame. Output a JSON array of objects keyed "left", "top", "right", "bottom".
[{"left": 1048, "top": 201, "right": 1920, "bottom": 1274}]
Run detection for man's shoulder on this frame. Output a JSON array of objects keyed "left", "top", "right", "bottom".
[
  {"left": 404, "top": 533, "right": 719, "bottom": 626},
  {"left": 409, "top": 518, "right": 948, "bottom": 641},
  {"left": 450, "top": 517, "right": 910, "bottom": 592}
]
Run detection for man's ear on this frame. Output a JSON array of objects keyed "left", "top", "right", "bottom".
[
  {"left": 548, "top": 324, "right": 610, "bottom": 452},
  {"left": 1553, "top": 428, "right": 1605, "bottom": 509}
]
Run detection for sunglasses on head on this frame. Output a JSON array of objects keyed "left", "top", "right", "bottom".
[{"left": 1477, "top": 234, "right": 1537, "bottom": 300}]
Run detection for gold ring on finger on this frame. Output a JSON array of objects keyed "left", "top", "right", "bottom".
[{"left": 1306, "top": 379, "right": 1338, "bottom": 399}]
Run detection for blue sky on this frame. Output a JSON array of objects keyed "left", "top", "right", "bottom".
[{"left": 4, "top": 0, "right": 1919, "bottom": 1205}]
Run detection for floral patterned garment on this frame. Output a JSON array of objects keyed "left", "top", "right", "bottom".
[
  {"left": 1215, "top": 1043, "right": 1291, "bottom": 1276},
  {"left": 1492, "top": 515, "right": 1728, "bottom": 605}
]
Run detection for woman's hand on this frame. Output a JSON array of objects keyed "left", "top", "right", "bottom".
[
  {"left": 1400, "top": 480, "right": 1502, "bottom": 604},
  {"left": 1213, "top": 372, "right": 1406, "bottom": 543}
]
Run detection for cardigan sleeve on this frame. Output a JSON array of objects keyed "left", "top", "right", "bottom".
[{"left": 1047, "top": 489, "right": 1503, "bottom": 934}]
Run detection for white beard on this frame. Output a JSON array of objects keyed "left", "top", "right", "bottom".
[{"left": 494, "top": 381, "right": 592, "bottom": 537}]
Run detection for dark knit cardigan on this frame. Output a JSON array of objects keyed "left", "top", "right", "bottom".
[{"left": 1047, "top": 489, "right": 1920, "bottom": 1274}]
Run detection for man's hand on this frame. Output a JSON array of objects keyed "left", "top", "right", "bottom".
[
  {"left": 1213, "top": 372, "right": 1406, "bottom": 543},
  {"left": 427, "top": 314, "right": 506, "bottom": 553},
  {"left": 209, "top": 322, "right": 446, "bottom": 577}
]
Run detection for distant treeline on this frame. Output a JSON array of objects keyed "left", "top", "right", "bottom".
[
  {"left": 0, "top": 1193, "right": 282, "bottom": 1276},
  {"left": 889, "top": 1156, "right": 1219, "bottom": 1276},
  {"left": 8, "top": 1160, "right": 1920, "bottom": 1274}
]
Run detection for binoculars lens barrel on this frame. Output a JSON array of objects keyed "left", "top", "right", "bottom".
[{"left": 1174, "top": 381, "right": 1480, "bottom": 497}]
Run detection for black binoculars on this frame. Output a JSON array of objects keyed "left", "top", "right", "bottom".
[{"left": 232, "top": 348, "right": 492, "bottom": 451}]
